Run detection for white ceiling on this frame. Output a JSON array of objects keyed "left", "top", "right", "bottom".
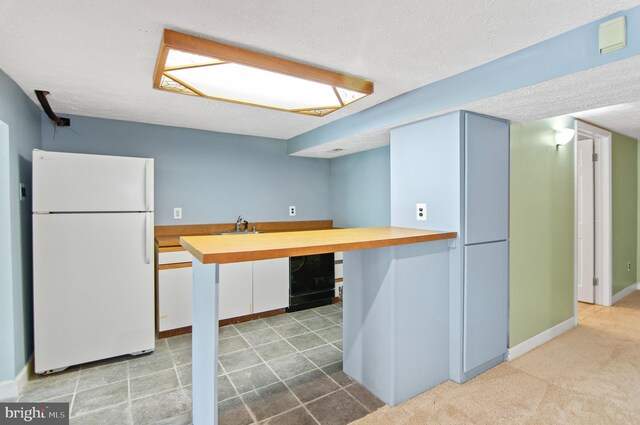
[
  {"left": 0, "top": 1, "right": 638, "bottom": 140},
  {"left": 295, "top": 55, "right": 640, "bottom": 157},
  {"left": 572, "top": 102, "right": 640, "bottom": 139}
]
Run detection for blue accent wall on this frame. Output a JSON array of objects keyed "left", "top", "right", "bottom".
[
  {"left": 41, "top": 115, "right": 331, "bottom": 226},
  {"left": 288, "top": 6, "right": 640, "bottom": 153},
  {"left": 390, "top": 112, "right": 462, "bottom": 231},
  {"left": 0, "top": 69, "right": 42, "bottom": 380},
  {"left": 330, "top": 147, "right": 390, "bottom": 228}
]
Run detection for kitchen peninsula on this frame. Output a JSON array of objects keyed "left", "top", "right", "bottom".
[{"left": 181, "top": 226, "right": 457, "bottom": 425}]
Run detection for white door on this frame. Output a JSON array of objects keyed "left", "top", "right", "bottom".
[
  {"left": 219, "top": 262, "right": 253, "bottom": 320},
  {"left": 33, "top": 212, "right": 155, "bottom": 373},
  {"left": 577, "top": 138, "right": 595, "bottom": 303},
  {"left": 33, "top": 150, "right": 153, "bottom": 212},
  {"left": 253, "top": 258, "right": 289, "bottom": 313}
]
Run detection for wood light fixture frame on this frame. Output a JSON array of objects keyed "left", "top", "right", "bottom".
[{"left": 153, "top": 29, "right": 373, "bottom": 116}]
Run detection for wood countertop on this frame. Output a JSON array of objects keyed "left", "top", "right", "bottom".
[{"left": 180, "top": 226, "right": 457, "bottom": 264}]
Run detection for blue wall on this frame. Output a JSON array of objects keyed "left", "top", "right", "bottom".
[
  {"left": 390, "top": 112, "right": 461, "bottom": 231},
  {"left": 0, "top": 69, "right": 42, "bottom": 380},
  {"left": 330, "top": 147, "right": 390, "bottom": 228},
  {"left": 41, "top": 115, "right": 331, "bottom": 226}
]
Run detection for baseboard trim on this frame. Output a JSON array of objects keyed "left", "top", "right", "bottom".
[
  {"left": 0, "top": 356, "right": 33, "bottom": 399},
  {"left": 612, "top": 283, "right": 640, "bottom": 305},
  {"left": 507, "top": 317, "right": 575, "bottom": 361}
]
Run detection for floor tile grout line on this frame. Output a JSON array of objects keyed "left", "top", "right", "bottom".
[
  {"left": 68, "top": 400, "right": 131, "bottom": 421},
  {"left": 251, "top": 307, "right": 343, "bottom": 380},
  {"left": 22, "top": 305, "right": 343, "bottom": 423},
  {"left": 219, "top": 340, "right": 340, "bottom": 378},
  {"left": 342, "top": 382, "right": 377, "bottom": 414},
  {"left": 255, "top": 383, "right": 364, "bottom": 425},
  {"left": 219, "top": 328, "right": 333, "bottom": 363},
  {"left": 236, "top": 327, "right": 321, "bottom": 425},
  {"left": 237, "top": 305, "right": 342, "bottom": 422},
  {"left": 69, "top": 370, "right": 80, "bottom": 418},
  {"left": 221, "top": 358, "right": 344, "bottom": 400},
  {"left": 231, "top": 328, "right": 268, "bottom": 424},
  {"left": 126, "top": 361, "right": 133, "bottom": 425}
]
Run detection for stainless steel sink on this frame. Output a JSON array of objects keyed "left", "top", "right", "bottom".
[{"left": 216, "top": 230, "right": 262, "bottom": 235}]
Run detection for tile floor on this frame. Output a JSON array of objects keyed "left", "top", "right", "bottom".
[{"left": 6, "top": 302, "right": 384, "bottom": 425}]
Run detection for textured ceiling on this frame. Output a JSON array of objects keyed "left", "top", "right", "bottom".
[
  {"left": 0, "top": 1, "right": 638, "bottom": 140},
  {"left": 294, "top": 56, "right": 640, "bottom": 158},
  {"left": 572, "top": 102, "right": 640, "bottom": 139},
  {"left": 295, "top": 55, "right": 640, "bottom": 157}
]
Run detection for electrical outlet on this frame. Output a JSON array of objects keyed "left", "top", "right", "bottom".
[
  {"left": 18, "top": 183, "right": 26, "bottom": 201},
  {"left": 416, "top": 203, "right": 427, "bottom": 221},
  {"left": 628, "top": 261, "right": 632, "bottom": 271},
  {"left": 289, "top": 206, "right": 296, "bottom": 216},
  {"left": 173, "top": 207, "right": 182, "bottom": 220}
]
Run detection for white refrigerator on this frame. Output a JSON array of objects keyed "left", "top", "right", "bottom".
[{"left": 32, "top": 150, "right": 155, "bottom": 374}]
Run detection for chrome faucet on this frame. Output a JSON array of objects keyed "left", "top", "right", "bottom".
[{"left": 236, "top": 215, "right": 249, "bottom": 232}]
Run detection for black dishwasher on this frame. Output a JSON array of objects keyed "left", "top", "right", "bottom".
[{"left": 288, "top": 253, "right": 335, "bottom": 312}]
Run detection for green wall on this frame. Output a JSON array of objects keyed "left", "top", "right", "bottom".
[
  {"left": 509, "top": 117, "right": 575, "bottom": 347},
  {"left": 611, "top": 131, "right": 638, "bottom": 295}
]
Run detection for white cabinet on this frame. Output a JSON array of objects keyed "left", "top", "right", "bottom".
[
  {"left": 158, "top": 266, "right": 193, "bottom": 332},
  {"left": 253, "top": 258, "right": 289, "bottom": 313},
  {"left": 219, "top": 262, "right": 253, "bottom": 320},
  {"left": 158, "top": 250, "right": 193, "bottom": 265},
  {"left": 158, "top": 252, "right": 290, "bottom": 328},
  {"left": 220, "top": 258, "right": 290, "bottom": 320}
]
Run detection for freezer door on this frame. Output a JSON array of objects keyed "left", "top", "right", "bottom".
[
  {"left": 33, "top": 150, "right": 154, "bottom": 212},
  {"left": 463, "top": 241, "right": 508, "bottom": 373},
  {"left": 33, "top": 212, "right": 155, "bottom": 373}
]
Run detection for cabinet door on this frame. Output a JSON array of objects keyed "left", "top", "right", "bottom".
[
  {"left": 464, "top": 113, "right": 509, "bottom": 244},
  {"left": 253, "top": 258, "right": 289, "bottom": 313},
  {"left": 158, "top": 266, "right": 193, "bottom": 332},
  {"left": 219, "top": 262, "right": 253, "bottom": 320},
  {"left": 463, "top": 241, "right": 508, "bottom": 373}
]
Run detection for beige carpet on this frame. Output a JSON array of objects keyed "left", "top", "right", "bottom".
[{"left": 353, "top": 292, "right": 640, "bottom": 424}]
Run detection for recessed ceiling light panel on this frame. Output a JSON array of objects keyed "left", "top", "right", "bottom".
[{"left": 153, "top": 30, "right": 374, "bottom": 117}]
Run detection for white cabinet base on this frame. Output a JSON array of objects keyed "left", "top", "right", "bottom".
[
  {"left": 219, "top": 262, "right": 253, "bottom": 320},
  {"left": 158, "top": 266, "right": 193, "bottom": 332},
  {"left": 253, "top": 258, "right": 289, "bottom": 313}
]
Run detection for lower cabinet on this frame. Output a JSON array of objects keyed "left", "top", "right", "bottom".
[
  {"left": 158, "top": 266, "right": 193, "bottom": 332},
  {"left": 158, "top": 255, "right": 290, "bottom": 331},
  {"left": 219, "top": 262, "right": 253, "bottom": 320},
  {"left": 252, "top": 258, "right": 290, "bottom": 314},
  {"left": 219, "top": 258, "right": 290, "bottom": 320},
  {"left": 463, "top": 241, "right": 508, "bottom": 373}
]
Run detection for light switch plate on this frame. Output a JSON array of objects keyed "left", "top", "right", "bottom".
[
  {"left": 416, "top": 203, "right": 427, "bottom": 221},
  {"left": 19, "top": 183, "right": 26, "bottom": 201},
  {"left": 173, "top": 207, "right": 182, "bottom": 220}
]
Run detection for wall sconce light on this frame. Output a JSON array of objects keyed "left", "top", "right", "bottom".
[{"left": 555, "top": 128, "right": 575, "bottom": 147}]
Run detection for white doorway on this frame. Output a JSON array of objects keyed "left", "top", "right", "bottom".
[
  {"left": 576, "top": 137, "right": 595, "bottom": 304},
  {"left": 574, "top": 120, "right": 612, "bottom": 314}
]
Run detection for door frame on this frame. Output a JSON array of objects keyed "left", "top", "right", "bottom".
[{"left": 573, "top": 120, "right": 612, "bottom": 318}]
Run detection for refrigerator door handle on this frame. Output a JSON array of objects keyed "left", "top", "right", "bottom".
[
  {"left": 145, "top": 159, "right": 153, "bottom": 211},
  {"left": 145, "top": 213, "right": 152, "bottom": 264}
]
